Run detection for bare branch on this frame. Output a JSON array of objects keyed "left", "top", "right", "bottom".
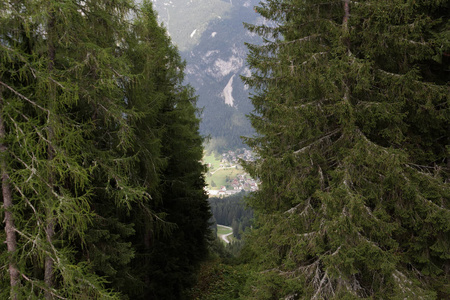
[
  {"left": 301, "top": 52, "right": 328, "bottom": 66},
  {"left": 293, "top": 129, "right": 341, "bottom": 155}
]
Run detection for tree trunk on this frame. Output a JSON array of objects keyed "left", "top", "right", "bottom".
[
  {"left": 343, "top": 0, "right": 350, "bottom": 27},
  {"left": 44, "top": 7, "right": 56, "bottom": 299},
  {"left": 1, "top": 88, "right": 19, "bottom": 299},
  {"left": 343, "top": 0, "right": 350, "bottom": 50},
  {"left": 342, "top": 0, "right": 351, "bottom": 115},
  {"left": 143, "top": 229, "right": 153, "bottom": 289}
]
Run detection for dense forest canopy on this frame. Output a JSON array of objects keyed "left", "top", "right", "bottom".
[
  {"left": 241, "top": 0, "right": 450, "bottom": 299},
  {"left": 0, "top": 0, "right": 210, "bottom": 299}
]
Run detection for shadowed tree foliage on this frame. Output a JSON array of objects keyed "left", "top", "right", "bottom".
[{"left": 133, "top": 5, "right": 212, "bottom": 297}]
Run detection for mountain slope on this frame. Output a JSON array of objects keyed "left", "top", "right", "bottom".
[
  {"left": 151, "top": 0, "right": 233, "bottom": 52},
  {"left": 152, "top": 0, "right": 262, "bottom": 151}
]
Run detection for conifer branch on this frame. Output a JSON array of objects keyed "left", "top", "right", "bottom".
[
  {"left": 391, "top": 270, "right": 424, "bottom": 296},
  {"left": 357, "top": 232, "right": 383, "bottom": 250},
  {"left": 279, "top": 34, "right": 321, "bottom": 45},
  {"left": 297, "top": 258, "right": 320, "bottom": 275},
  {"left": 20, "top": 273, "right": 68, "bottom": 300},
  {"left": 11, "top": 181, "right": 42, "bottom": 227},
  {"left": 330, "top": 246, "right": 342, "bottom": 257},
  {"left": 7, "top": 113, "right": 54, "bottom": 153},
  {"left": 293, "top": 129, "right": 341, "bottom": 154},
  {"left": 0, "top": 43, "right": 37, "bottom": 78},
  {"left": 284, "top": 198, "right": 313, "bottom": 216},
  {"left": 13, "top": 228, "right": 51, "bottom": 258},
  {"left": 399, "top": 38, "right": 427, "bottom": 46},
  {"left": 296, "top": 231, "right": 317, "bottom": 238},
  {"left": 301, "top": 52, "right": 328, "bottom": 66},
  {"left": 284, "top": 202, "right": 302, "bottom": 214},
  {"left": 400, "top": 172, "right": 447, "bottom": 210},
  {"left": 377, "top": 69, "right": 403, "bottom": 78},
  {"left": 0, "top": 81, "right": 50, "bottom": 114},
  {"left": 312, "top": 271, "right": 333, "bottom": 300}
]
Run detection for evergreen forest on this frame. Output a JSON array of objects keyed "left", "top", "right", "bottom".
[
  {"left": 237, "top": 0, "right": 450, "bottom": 299},
  {"left": 1, "top": 1, "right": 210, "bottom": 299},
  {"left": 1, "top": 0, "right": 450, "bottom": 300},
  {"left": 209, "top": 192, "right": 253, "bottom": 240}
]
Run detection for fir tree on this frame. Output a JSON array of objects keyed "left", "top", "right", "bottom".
[
  {"left": 126, "top": 3, "right": 211, "bottom": 299},
  {"left": 96, "top": 2, "right": 174, "bottom": 296},
  {"left": 242, "top": 0, "right": 450, "bottom": 299}
]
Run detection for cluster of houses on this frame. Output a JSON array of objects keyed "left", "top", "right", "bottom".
[
  {"left": 206, "top": 148, "right": 259, "bottom": 197},
  {"left": 208, "top": 176, "right": 258, "bottom": 196},
  {"left": 229, "top": 174, "right": 258, "bottom": 192},
  {"left": 207, "top": 174, "right": 259, "bottom": 196},
  {"left": 221, "top": 148, "right": 256, "bottom": 165}
]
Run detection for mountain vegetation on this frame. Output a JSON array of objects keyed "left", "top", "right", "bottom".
[
  {"left": 2, "top": 0, "right": 449, "bottom": 299},
  {"left": 209, "top": 191, "right": 253, "bottom": 240},
  {"left": 0, "top": 1, "right": 210, "bottom": 299},
  {"left": 240, "top": 0, "right": 450, "bottom": 299},
  {"left": 152, "top": 0, "right": 261, "bottom": 151},
  {"left": 184, "top": 2, "right": 260, "bottom": 151}
]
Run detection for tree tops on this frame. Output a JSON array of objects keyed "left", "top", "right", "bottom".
[{"left": 242, "top": 0, "right": 449, "bottom": 299}]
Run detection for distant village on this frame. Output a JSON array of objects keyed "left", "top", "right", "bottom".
[
  {"left": 206, "top": 148, "right": 259, "bottom": 197},
  {"left": 221, "top": 148, "right": 256, "bottom": 165}
]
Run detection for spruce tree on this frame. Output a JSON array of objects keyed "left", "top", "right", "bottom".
[
  {"left": 78, "top": 2, "right": 211, "bottom": 298},
  {"left": 242, "top": 0, "right": 449, "bottom": 299},
  {"left": 91, "top": 2, "right": 173, "bottom": 295},
  {"left": 149, "top": 83, "right": 211, "bottom": 299},
  {"left": 122, "top": 3, "right": 211, "bottom": 299}
]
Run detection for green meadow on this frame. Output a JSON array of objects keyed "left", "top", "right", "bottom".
[{"left": 203, "top": 152, "right": 246, "bottom": 190}]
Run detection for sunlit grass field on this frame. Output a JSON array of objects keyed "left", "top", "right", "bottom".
[
  {"left": 208, "top": 168, "right": 245, "bottom": 188},
  {"left": 203, "top": 151, "right": 222, "bottom": 170}
]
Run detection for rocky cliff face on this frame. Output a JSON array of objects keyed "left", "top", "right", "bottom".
[
  {"left": 150, "top": 0, "right": 233, "bottom": 52},
  {"left": 151, "top": 0, "right": 262, "bottom": 150}
]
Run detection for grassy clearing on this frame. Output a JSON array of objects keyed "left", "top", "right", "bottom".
[
  {"left": 209, "top": 168, "right": 245, "bottom": 189},
  {"left": 203, "top": 151, "right": 222, "bottom": 170}
]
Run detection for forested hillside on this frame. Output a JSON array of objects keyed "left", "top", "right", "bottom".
[
  {"left": 151, "top": 0, "right": 262, "bottom": 151},
  {"left": 0, "top": 1, "right": 210, "bottom": 299},
  {"left": 182, "top": 2, "right": 260, "bottom": 151},
  {"left": 209, "top": 191, "right": 253, "bottom": 239},
  {"left": 240, "top": 0, "right": 450, "bottom": 299}
]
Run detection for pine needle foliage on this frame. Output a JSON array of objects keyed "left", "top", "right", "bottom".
[
  {"left": 121, "top": 3, "right": 212, "bottom": 299},
  {"left": 1, "top": 0, "right": 210, "bottom": 299},
  {"left": 242, "top": 0, "right": 449, "bottom": 299}
]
